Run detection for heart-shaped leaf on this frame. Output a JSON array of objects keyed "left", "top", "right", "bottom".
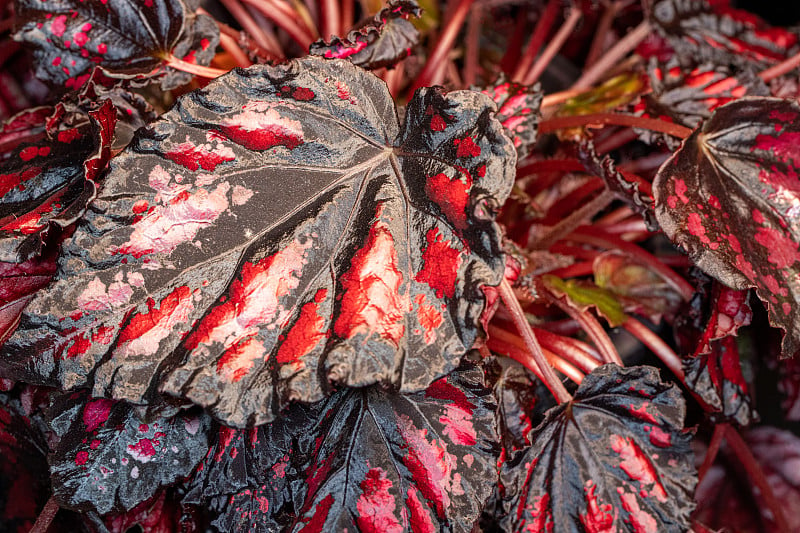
[
  {"left": 14, "top": 0, "right": 220, "bottom": 90},
  {"left": 187, "top": 364, "right": 498, "bottom": 532},
  {"left": 0, "top": 57, "right": 516, "bottom": 427},
  {"left": 309, "top": 0, "right": 420, "bottom": 70},
  {"left": 499, "top": 364, "right": 696, "bottom": 532},
  {"left": 48, "top": 391, "right": 211, "bottom": 514},
  {"left": 653, "top": 97, "right": 800, "bottom": 357}
]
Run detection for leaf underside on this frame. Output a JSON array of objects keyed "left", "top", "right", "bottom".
[{"left": 0, "top": 57, "right": 516, "bottom": 427}]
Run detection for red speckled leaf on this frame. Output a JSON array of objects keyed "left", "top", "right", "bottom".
[
  {"left": 0, "top": 96, "right": 115, "bottom": 263},
  {"left": 499, "top": 365, "right": 696, "bottom": 532},
  {"left": 653, "top": 97, "right": 800, "bottom": 357},
  {"left": 480, "top": 77, "right": 542, "bottom": 161},
  {"left": 0, "top": 57, "right": 516, "bottom": 427},
  {"left": 47, "top": 390, "right": 210, "bottom": 515},
  {"left": 186, "top": 364, "right": 497, "bottom": 532},
  {"left": 650, "top": 0, "right": 800, "bottom": 69},
  {"left": 14, "top": 0, "right": 219, "bottom": 90},
  {"left": 309, "top": 0, "right": 420, "bottom": 70}
]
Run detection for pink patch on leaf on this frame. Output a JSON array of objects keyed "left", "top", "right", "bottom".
[
  {"left": 164, "top": 142, "right": 234, "bottom": 172},
  {"left": 617, "top": 489, "right": 658, "bottom": 533},
  {"left": 298, "top": 493, "right": 334, "bottom": 533},
  {"left": 83, "top": 398, "right": 114, "bottom": 432},
  {"left": 754, "top": 225, "right": 800, "bottom": 269},
  {"left": 414, "top": 294, "right": 443, "bottom": 345},
  {"left": 454, "top": 137, "right": 481, "bottom": 158},
  {"left": 116, "top": 286, "right": 194, "bottom": 358},
  {"left": 221, "top": 104, "right": 304, "bottom": 151},
  {"left": 51, "top": 15, "right": 67, "bottom": 37},
  {"left": 127, "top": 438, "right": 157, "bottom": 462}
]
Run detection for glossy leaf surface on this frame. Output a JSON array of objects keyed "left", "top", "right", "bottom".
[
  {"left": 187, "top": 364, "right": 498, "bottom": 532},
  {"left": 499, "top": 365, "right": 696, "bottom": 532},
  {"left": 310, "top": 0, "right": 420, "bottom": 70},
  {"left": 14, "top": 0, "right": 219, "bottom": 90},
  {"left": 48, "top": 391, "right": 211, "bottom": 514},
  {"left": 481, "top": 78, "right": 542, "bottom": 160},
  {"left": 1, "top": 57, "right": 516, "bottom": 427},
  {"left": 653, "top": 97, "right": 800, "bottom": 357}
]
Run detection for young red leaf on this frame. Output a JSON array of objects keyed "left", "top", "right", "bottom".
[
  {"left": 48, "top": 391, "right": 210, "bottom": 515},
  {"left": 14, "top": 0, "right": 220, "bottom": 90},
  {"left": 0, "top": 97, "right": 115, "bottom": 262},
  {"left": 0, "top": 57, "right": 516, "bottom": 427},
  {"left": 653, "top": 97, "right": 800, "bottom": 357},
  {"left": 499, "top": 365, "right": 696, "bottom": 532},
  {"left": 480, "top": 77, "right": 542, "bottom": 160},
  {"left": 309, "top": 0, "right": 420, "bottom": 70}
]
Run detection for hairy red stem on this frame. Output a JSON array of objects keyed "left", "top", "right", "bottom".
[
  {"left": 489, "top": 324, "right": 601, "bottom": 374},
  {"left": 499, "top": 279, "right": 572, "bottom": 403},
  {"left": 320, "top": 0, "right": 341, "bottom": 39},
  {"left": 697, "top": 423, "right": 726, "bottom": 485},
  {"left": 30, "top": 495, "right": 60, "bottom": 533},
  {"left": 512, "top": 0, "right": 561, "bottom": 82},
  {"left": 220, "top": 0, "right": 274, "bottom": 52},
  {"left": 242, "top": 0, "right": 315, "bottom": 48},
  {"left": 523, "top": 8, "right": 582, "bottom": 86},
  {"left": 218, "top": 32, "right": 253, "bottom": 68},
  {"left": 539, "top": 112, "right": 693, "bottom": 139}
]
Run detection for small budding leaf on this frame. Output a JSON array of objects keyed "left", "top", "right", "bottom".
[
  {"left": 14, "top": 0, "right": 220, "bottom": 90},
  {"left": 499, "top": 365, "right": 696, "bottom": 533},
  {"left": 48, "top": 391, "right": 211, "bottom": 515},
  {"left": 0, "top": 57, "right": 516, "bottom": 427},
  {"left": 653, "top": 97, "right": 800, "bottom": 357},
  {"left": 310, "top": 0, "right": 420, "bottom": 70},
  {"left": 0, "top": 97, "right": 115, "bottom": 263}
]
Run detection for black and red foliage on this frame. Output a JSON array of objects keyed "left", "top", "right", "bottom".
[
  {"left": 47, "top": 390, "right": 210, "bottom": 514},
  {"left": 481, "top": 77, "right": 542, "bottom": 160},
  {"left": 0, "top": 56, "right": 516, "bottom": 427},
  {"left": 654, "top": 97, "right": 800, "bottom": 357},
  {"left": 14, "top": 0, "right": 219, "bottom": 90},
  {"left": 499, "top": 365, "right": 696, "bottom": 532},
  {"left": 310, "top": 0, "right": 420, "bottom": 70}
]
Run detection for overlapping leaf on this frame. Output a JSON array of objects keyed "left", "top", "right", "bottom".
[
  {"left": 481, "top": 77, "right": 542, "bottom": 160},
  {"left": 653, "top": 97, "right": 800, "bottom": 357},
  {"left": 0, "top": 57, "right": 516, "bottom": 427},
  {"left": 48, "top": 391, "right": 211, "bottom": 514},
  {"left": 14, "top": 0, "right": 219, "bottom": 90},
  {"left": 499, "top": 365, "right": 696, "bottom": 532},
  {"left": 187, "top": 364, "right": 498, "bottom": 532},
  {"left": 0, "top": 97, "right": 115, "bottom": 263},
  {"left": 310, "top": 0, "right": 420, "bottom": 70},
  {"left": 650, "top": 0, "right": 800, "bottom": 69}
]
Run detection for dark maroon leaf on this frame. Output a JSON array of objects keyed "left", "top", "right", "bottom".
[
  {"left": 103, "top": 490, "right": 200, "bottom": 533},
  {"left": 14, "top": 0, "right": 220, "bottom": 90},
  {"left": 187, "top": 364, "right": 497, "bottom": 532},
  {"left": 499, "top": 364, "right": 696, "bottom": 532},
  {"left": 48, "top": 391, "right": 211, "bottom": 514},
  {"left": 0, "top": 57, "right": 516, "bottom": 427},
  {"left": 310, "top": 0, "right": 420, "bottom": 70},
  {"left": 650, "top": 0, "right": 800, "bottom": 69},
  {"left": 772, "top": 354, "right": 800, "bottom": 420},
  {"left": 0, "top": 250, "right": 57, "bottom": 347},
  {"left": 0, "top": 394, "right": 50, "bottom": 533},
  {"left": 653, "top": 97, "right": 800, "bottom": 357},
  {"left": 640, "top": 59, "right": 770, "bottom": 130},
  {"left": 0, "top": 97, "right": 115, "bottom": 263},
  {"left": 0, "top": 105, "right": 51, "bottom": 158},
  {"left": 480, "top": 77, "right": 542, "bottom": 161}
]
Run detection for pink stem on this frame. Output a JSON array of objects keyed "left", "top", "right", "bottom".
[
  {"left": 488, "top": 336, "right": 585, "bottom": 385},
  {"left": 538, "top": 112, "right": 693, "bottom": 139},
  {"left": 583, "top": 0, "right": 622, "bottom": 68},
  {"left": 30, "top": 495, "right": 60, "bottom": 533},
  {"left": 463, "top": 7, "right": 482, "bottom": 87},
  {"left": 219, "top": 0, "right": 274, "bottom": 51},
  {"left": 571, "top": 20, "right": 650, "bottom": 90},
  {"left": 409, "top": 0, "right": 474, "bottom": 94},
  {"left": 512, "top": 0, "right": 561, "bottom": 82},
  {"left": 522, "top": 8, "right": 582, "bottom": 86},
  {"left": 622, "top": 317, "right": 684, "bottom": 380},
  {"left": 164, "top": 55, "right": 228, "bottom": 78},
  {"left": 759, "top": 49, "right": 800, "bottom": 83},
  {"left": 489, "top": 324, "right": 601, "bottom": 374},
  {"left": 499, "top": 279, "right": 572, "bottom": 403},
  {"left": 340, "top": 0, "right": 354, "bottom": 34},
  {"left": 219, "top": 32, "right": 253, "bottom": 68},
  {"left": 697, "top": 423, "right": 726, "bottom": 485},
  {"left": 320, "top": 0, "right": 341, "bottom": 39},
  {"left": 242, "top": 0, "right": 315, "bottom": 48}
]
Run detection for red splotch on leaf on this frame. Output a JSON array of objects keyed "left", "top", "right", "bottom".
[
  {"left": 186, "top": 238, "right": 312, "bottom": 356},
  {"left": 413, "top": 294, "right": 442, "bottom": 345},
  {"left": 164, "top": 141, "right": 235, "bottom": 171},
  {"left": 519, "top": 492, "right": 553, "bottom": 533},
  {"left": 754, "top": 225, "right": 800, "bottom": 269},
  {"left": 334, "top": 215, "right": 405, "bottom": 345},
  {"left": 617, "top": 489, "right": 658, "bottom": 533},
  {"left": 216, "top": 336, "right": 265, "bottom": 383},
  {"left": 406, "top": 487, "right": 436, "bottom": 533},
  {"left": 753, "top": 130, "right": 800, "bottom": 163},
  {"left": 128, "top": 438, "right": 157, "bottom": 462},
  {"left": 66, "top": 332, "right": 92, "bottom": 359},
  {"left": 645, "top": 425, "right": 672, "bottom": 448},
  {"left": 220, "top": 103, "right": 304, "bottom": 151},
  {"left": 628, "top": 403, "right": 658, "bottom": 424},
  {"left": 276, "top": 288, "right": 328, "bottom": 367},
  {"left": 355, "top": 467, "right": 402, "bottom": 533},
  {"left": 398, "top": 414, "right": 463, "bottom": 519},
  {"left": 83, "top": 398, "right": 114, "bottom": 432},
  {"left": 425, "top": 172, "right": 471, "bottom": 229},
  {"left": 415, "top": 228, "right": 461, "bottom": 299},
  {"left": 75, "top": 450, "right": 89, "bottom": 465},
  {"left": 425, "top": 377, "right": 477, "bottom": 446},
  {"left": 579, "top": 481, "right": 616, "bottom": 533},
  {"left": 298, "top": 493, "right": 334, "bottom": 533},
  {"left": 430, "top": 114, "right": 446, "bottom": 131},
  {"left": 116, "top": 285, "right": 195, "bottom": 357},
  {"left": 454, "top": 137, "right": 481, "bottom": 158},
  {"left": 610, "top": 435, "right": 668, "bottom": 502}
]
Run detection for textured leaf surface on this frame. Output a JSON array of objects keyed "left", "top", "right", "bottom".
[
  {"left": 14, "top": 0, "right": 219, "bottom": 90},
  {"left": 0, "top": 98, "right": 115, "bottom": 262},
  {"left": 1, "top": 57, "right": 516, "bottom": 427},
  {"left": 650, "top": 0, "right": 800, "bottom": 68},
  {"left": 187, "top": 364, "right": 498, "bottom": 532},
  {"left": 480, "top": 77, "right": 542, "bottom": 160},
  {"left": 499, "top": 365, "right": 696, "bottom": 533},
  {"left": 48, "top": 391, "right": 211, "bottom": 514},
  {"left": 653, "top": 97, "right": 800, "bottom": 357},
  {"left": 310, "top": 0, "right": 420, "bottom": 70}
]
